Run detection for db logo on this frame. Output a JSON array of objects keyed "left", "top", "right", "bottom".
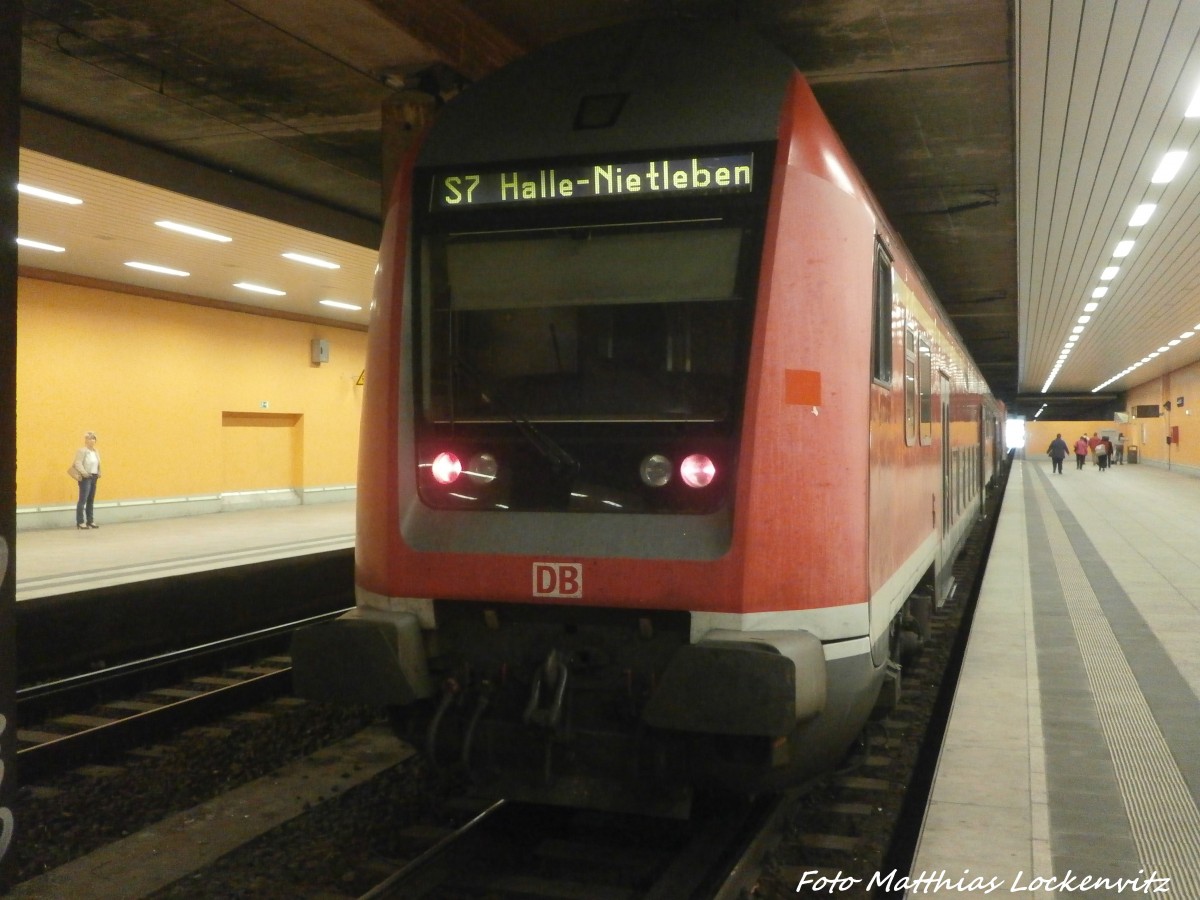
[{"left": 532, "top": 562, "right": 582, "bottom": 599}]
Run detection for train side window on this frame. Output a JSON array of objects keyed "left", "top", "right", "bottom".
[
  {"left": 904, "top": 323, "right": 917, "bottom": 446},
  {"left": 918, "top": 336, "right": 932, "bottom": 445},
  {"left": 871, "top": 242, "right": 893, "bottom": 386}
]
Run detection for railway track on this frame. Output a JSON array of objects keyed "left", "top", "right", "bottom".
[
  {"left": 356, "top": 793, "right": 786, "bottom": 900},
  {"left": 7, "top": 466, "right": 1010, "bottom": 897},
  {"left": 351, "top": 465, "right": 1008, "bottom": 900},
  {"left": 760, "top": 463, "right": 1009, "bottom": 897},
  {"left": 14, "top": 611, "right": 348, "bottom": 782}
]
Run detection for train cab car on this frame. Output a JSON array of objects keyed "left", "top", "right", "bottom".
[{"left": 292, "top": 20, "right": 1002, "bottom": 815}]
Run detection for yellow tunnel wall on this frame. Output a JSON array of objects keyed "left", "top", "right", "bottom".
[
  {"left": 17, "top": 276, "right": 367, "bottom": 510},
  {"left": 1023, "top": 356, "right": 1200, "bottom": 473},
  {"left": 1124, "top": 364, "right": 1200, "bottom": 469}
]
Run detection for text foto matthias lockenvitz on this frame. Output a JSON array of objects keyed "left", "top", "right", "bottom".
[{"left": 795, "top": 868, "right": 1172, "bottom": 894}]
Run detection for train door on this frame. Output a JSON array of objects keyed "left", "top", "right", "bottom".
[
  {"left": 977, "top": 410, "right": 986, "bottom": 499},
  {"left": 936, "top": 372, "right": 953, "bottom": 604},
  {"left": 940, "top": 373, "right": 951, "bottom": 537}
]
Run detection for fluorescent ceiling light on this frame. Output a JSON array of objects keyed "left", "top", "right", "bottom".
[
  {"left": 1077, "top": 315, "right": 1091, "bottom": 324},
  {"left": 1072, "top": 325, "right": 1085, "bottom": 334},
  {"left": 1100, "top": 267, "right": 1119, "bottom": 280},
  {"left": 1091, "top": 287, "right": 1107, "bottom": 298},
  {"left": 17, "top": 183, "right": 83, "bottom": 204},
  {"left": 1158, "top": 346, "right": 1170, "bottom": 352},
  {"left": 319, "top": 299, "right": 362, "bottom": 311},
  {"left": 1168, "top": 339, "right": 1181, "bottom": 346},
  {"left": 1187, "top": 84, "right": 1200, "bottom": 116},
  {"left": 1084, "top": 302, "right": 1099, "bottom": 312},
  {"left": 156, "top": 220, "right": 232, "bottom": 242},
  {"left": 16, "top": 237, "right": 65, "bottom": 252},
  {"left": 1151, "top": 150, "right": 1187, "bottom": 183},
  {"left": 234, "top": 282, "right": 286, "bottom": 296},
  {"left": 126, "top": 261, "right": 189, "bottom": 276},
  {"left": 1113, "top": 240, "right": 1135, "bottom": 258},
  {"left": 1129, "top": 204, "right": 1156, "bottom": 226},
  {"left": 283, "top": 252, "right": 340, "bottom": 269},
  {"left": 1182, "top": 332, "right": 1196, "bottom": 339}
]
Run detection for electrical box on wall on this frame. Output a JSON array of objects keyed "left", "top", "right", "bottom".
[{"left": 311, "top": 338, "right": 329, "bottom": 364}]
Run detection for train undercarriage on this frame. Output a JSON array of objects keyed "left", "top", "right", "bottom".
[{"left": 295, "top": 589, "right": 936, "bottom": 816}]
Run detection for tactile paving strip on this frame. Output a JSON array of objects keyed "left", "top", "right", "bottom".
[{"left": 1032, "top": 471, "right": 1200, "bottom": 895}]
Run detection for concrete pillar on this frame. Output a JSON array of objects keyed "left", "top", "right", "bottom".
[{"left": 0, "top": 0, "right": 20, "bottom": 884}]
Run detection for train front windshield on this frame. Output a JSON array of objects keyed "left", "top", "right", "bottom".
[
  {"left": 411, "top": 153, "right": 769, "bottom": 513},
  {"left": 422, "top": 222, "right": 743, "bottom": 423}
]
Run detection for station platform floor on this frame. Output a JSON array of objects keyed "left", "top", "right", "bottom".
[
  {"left": 13, "top": 501, "right": 355, "bottom": 602},
  {"left": 913, "top": 457, "right": 1200, "bottom": 896}
]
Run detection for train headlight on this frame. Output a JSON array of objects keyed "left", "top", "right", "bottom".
[
  {"left": 466, "top": 452, "right": 499, "bottom": 485},
  {"left": 680, "top": 453, "right": 716, "bottom": 488},
  {"left": 431, "top": 451, "right": 462, "bottom": 485},
  {"left": 639, "top": 454, "right": 673, "bottom": 487}
]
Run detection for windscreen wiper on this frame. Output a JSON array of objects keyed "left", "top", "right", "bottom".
[{"left": 453, "top": 356, "right": 580, "bottom": 476}]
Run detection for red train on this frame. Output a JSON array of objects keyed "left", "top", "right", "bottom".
[{"left": 293, "top": 21, "right": 1004, "bottom": 814}]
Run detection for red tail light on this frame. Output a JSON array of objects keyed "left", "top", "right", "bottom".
[
  {"left": 431, "top": 451, "right": 462, "bottom": 485},
  {"left": 680, "top": 453, "right": 716, "bottom": 488}
]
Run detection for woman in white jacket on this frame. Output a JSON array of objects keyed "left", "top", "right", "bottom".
[{"left": 71, "top": 431, "right": 101, "bottom": 529}]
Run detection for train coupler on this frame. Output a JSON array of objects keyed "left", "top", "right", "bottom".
[
  {"left": 461, "top": 680, "right": 494, "bottom": 777},
  {"left": 425, "top": 677, "right": 461, "bottom": 769},
  {"left": 523, "top": 648, "right": 570, "bottom": 732}
]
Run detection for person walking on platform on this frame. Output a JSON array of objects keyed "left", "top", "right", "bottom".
[
  {"left": 71, "top": 431, "right": 101, "bottom": 529},
  {"left": 1088, "top": 432, "right": 1101, "bottom": 465},
  {"left": 1047, "top": 433, "right": 1069, "bottom": 474},
  {"left": 1096, "top": 435, "right": 1109, "bottom": 472},
  {"left": 1114, "top": 433, "right": 1125, "bottom": 464},
  {"left": 1073, "top": 435, "right": 1089, "bottom": 470}
]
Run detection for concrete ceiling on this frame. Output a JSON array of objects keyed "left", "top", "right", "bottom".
[{"left": 17, "top": 1, "right": 1195, "bottom": 421}]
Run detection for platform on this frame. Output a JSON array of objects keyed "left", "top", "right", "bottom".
[
  {"left": 13, "top": 502, "right": 355, "bottom": 602},
  {"left": 912, "top": 458, "right": 1200, "bottom": 896}
]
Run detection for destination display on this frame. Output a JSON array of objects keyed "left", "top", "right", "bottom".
[{"left": 434, "top": 153, "right": 754, "bottom": 209}]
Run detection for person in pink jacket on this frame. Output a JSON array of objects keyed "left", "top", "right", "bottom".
[{"left": 1073, "top": 435, "right": 1089, "bottom": 470}]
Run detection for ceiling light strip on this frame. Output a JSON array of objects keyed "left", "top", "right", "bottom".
[
  {"left": 235, "top": 282, "right": 286, "bottom": 296},
  {"left": 17, "top": 183, "right": 82, "bottom": 204},
  {"left": 156, "top": 220, "right": 232, "bottom": 242},
  {"left": 1049, "top": 107, "right": 1199, "bottom": 394},
  {"left": 16, "top": 237, "right": 66, "bottom": 252},
  {"left": 1092, "top": 325, "right": 1200, "bottom": 391},
  {"left": 283, "top": 252, "right": 340, "bottom": 269},
  {"left": 126, "top": 261, "right": 189, "bottom": 277}
]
